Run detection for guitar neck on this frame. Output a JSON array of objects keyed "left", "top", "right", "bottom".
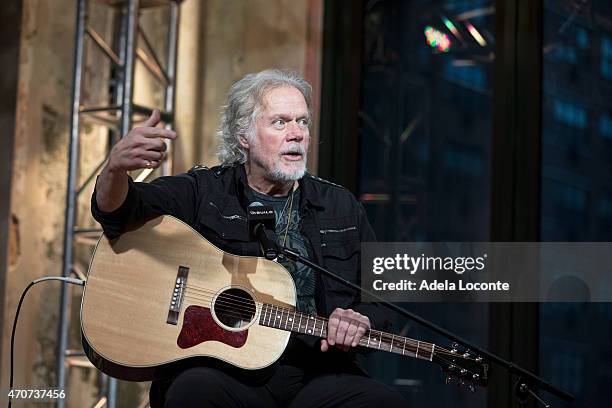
[{"left": 259, "top": 303, "right": 438, "bottom": 361}]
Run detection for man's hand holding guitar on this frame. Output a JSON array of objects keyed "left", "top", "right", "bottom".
[{"left": 321, "top": 308, "right": 370, "bottom": 352}]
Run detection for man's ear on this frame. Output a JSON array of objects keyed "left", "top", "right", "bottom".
[{"left": 238, "top": 134, "right": 250, "bottom": 149}]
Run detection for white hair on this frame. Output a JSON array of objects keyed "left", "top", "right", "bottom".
[{"left": 217, "top": 69, "right": 313, "bottom": 166}]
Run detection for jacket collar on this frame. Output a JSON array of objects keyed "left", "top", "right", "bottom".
[{"left": 299, "top": 173, "right": 325, "bottom": 210}]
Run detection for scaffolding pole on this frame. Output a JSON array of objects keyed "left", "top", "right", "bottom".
[{"left": 57, "top": 1, "right": 181, "bottom": 407}]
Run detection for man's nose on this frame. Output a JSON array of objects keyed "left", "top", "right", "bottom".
[{"left": 286, "top": 120, "right": 305, "bottom": 140}]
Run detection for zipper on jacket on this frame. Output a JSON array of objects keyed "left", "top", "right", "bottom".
[
  {"left": 320, "top": 226, "right": 357, "bottom": 234},
  {"left": 320, "top": 226, "right": 357, "bottom": 247},
  {"left": 208, "top": 201, "right": 246, "bottom": 222}
]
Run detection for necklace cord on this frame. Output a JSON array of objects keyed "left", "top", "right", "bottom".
[{"left": 281, "top": 186, "right": 295, "bottom": 247}]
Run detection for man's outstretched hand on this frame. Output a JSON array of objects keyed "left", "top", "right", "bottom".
[
  {"left": 107, "top": 109, "right": 176, "bottom": 172},
  {"left": 95, "top": 109, "right": 177, "bottom": 213},
  {"left": 321, "top": 308, "right": 370, "bottom": 352}
]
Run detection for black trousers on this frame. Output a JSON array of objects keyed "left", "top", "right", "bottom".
[{"left": 150, "top": 338, "right": 407, "bottom": 407}]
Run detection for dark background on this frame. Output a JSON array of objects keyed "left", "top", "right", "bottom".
[{"left": 319, "top": 0, "right": 612, "bottom": 407}]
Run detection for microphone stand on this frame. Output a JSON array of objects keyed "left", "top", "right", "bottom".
[{"left": 280, "top": 245, "right": 573, "bottom": 407}]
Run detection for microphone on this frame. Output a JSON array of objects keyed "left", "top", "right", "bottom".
[{"left": 247, "top": 202, "right": 279, "bottom": 260}]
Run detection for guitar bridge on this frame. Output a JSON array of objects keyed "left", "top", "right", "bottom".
[{"left": 167, "top": 265, "right": 189, "bottom": 325}]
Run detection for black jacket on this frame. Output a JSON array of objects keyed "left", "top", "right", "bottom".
[{"left": 91, "top": 164, "right": 390, "bottom": 331}]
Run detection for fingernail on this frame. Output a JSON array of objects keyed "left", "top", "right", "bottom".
[{"left": 352, "top": 342, "right": 357, "bottom": 347}]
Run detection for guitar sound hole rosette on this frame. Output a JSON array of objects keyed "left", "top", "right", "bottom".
[{"left": 212, "top": 287, "right": 257, "bottom": 331}]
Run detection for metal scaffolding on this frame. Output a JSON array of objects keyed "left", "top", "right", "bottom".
[{"left": 58, "top": 1, "right": 181, "bottom": 406}]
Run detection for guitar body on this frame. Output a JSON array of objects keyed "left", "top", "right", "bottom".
[{"left": 81, "top": 215, "right": 296, "bottom": 381}]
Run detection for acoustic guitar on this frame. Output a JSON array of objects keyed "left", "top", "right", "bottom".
[{"left": 80, "top": 215, "right": 488, "bottom": 389}]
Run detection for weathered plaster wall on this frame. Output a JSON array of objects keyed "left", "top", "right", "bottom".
[
  {"left": 1, "top": 1, "right": 119, "bottom": 406},
  {"left": 173, "top": 0, "right": 206, "bottom": 173},
  {"left": 1, "top": 0, "right": 322, "bottom": 406},
  {"left": 2, "top": 0, "right": 75, "bottom": 405},
  {"left": 0, "top": 0, "right": 22, "bottom": 371},
  {"left": 182, "top": 0, "right": 322, "bottom": 172}
]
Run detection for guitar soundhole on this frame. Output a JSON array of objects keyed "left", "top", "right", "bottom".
[{"left": 213, "top": 288, "right": 256, "bottom": 329}]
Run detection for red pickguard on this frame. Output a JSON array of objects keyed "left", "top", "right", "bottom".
[{"left": 177, "top": 306, "right": 248, "bottom": 349}]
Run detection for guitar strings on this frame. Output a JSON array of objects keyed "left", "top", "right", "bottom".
[
  {"left": 181, "top": 293, "right": 483, "bottom": 379},
  {"left": 183, "top": 284, "right": 299, "bottom": 311},
  {"left": 182, "top": 289, "right": 369, "bottom": 339},
  {"left": 182, "top": 292, "right": 310, "bottom": 323},
  {"left": 180, "top": 294, "right": 331, "bottom": 335},
  {"left": 182, "top": 284, "right": 482, "bottom": 362},
  {"left": 187, "top": 291, "right": 485, "bottom": 380},
  {"left": 183, "top": 287, "right": 264, "bottom": 309},
  {"left": 181, "top": 286, "right": 478, "bottom": 360},
  {"left": 185, "top": 291, "right": 480, "bottom": 382},
  {"left": 185, "top": 292, "right": 483, "bottom": 375},
  {"left": 179, "top": 292, "right": 484, "bottom": 381},
  {"left": 180, "top": 290, "right": 472, "bottom": 361}
]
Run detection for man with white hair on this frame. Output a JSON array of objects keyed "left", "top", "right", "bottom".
[{"left": 92, "top": 69, "right": 406, "bottom": 407}]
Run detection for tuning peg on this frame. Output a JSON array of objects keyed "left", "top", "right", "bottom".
[
  {"left": 462, "top": 349, "right": 471, "bottom": 358},
  {"left": 448, "top": 364, "right": 456, "bottom": 372},
  {"left": 475, "top": 356, "right": 483, "bottom": 363},
  {"left": 445, "top": 375, "right": 453, "bottom": 385},
  {"left": 469, "top": 384, "right": 476, "bottom": 393},
  {"left": 460, "top": 369, "right": 467, "bottom": 376},
  {"left": 451, "top": 343, "right": 459, "bottom": 353},
  {"left": 472, "top": 374, "right": 480, "bottom": 381}
]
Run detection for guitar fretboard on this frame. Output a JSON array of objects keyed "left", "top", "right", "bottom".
[{"left": 258, "top": 303, "right": 436, "bottom": 361}]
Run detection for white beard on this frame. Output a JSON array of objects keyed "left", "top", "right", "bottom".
[
  {"left": 249, "top": 139, "right": 307, "bottom": 183},
  {"left": 267, "top": 158, "right": 307, "bottom": 182}
]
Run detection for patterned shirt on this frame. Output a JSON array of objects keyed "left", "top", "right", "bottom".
[{"left": 249, "top": 187, "right": 317, "bottom": 314}]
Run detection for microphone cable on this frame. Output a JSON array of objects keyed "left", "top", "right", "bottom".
[{"left": 8, "top": 276, "right": 85, "bottom": 408}]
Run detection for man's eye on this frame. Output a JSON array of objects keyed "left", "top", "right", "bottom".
[
  {"left": 298, "top": 118, "right": 309, "bottom": 127},
  {"left": 272, "top": 119, "right": 285, "bottom": 128}
]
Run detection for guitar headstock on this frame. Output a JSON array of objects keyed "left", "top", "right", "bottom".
[{"left": 432, "top": 343, "right": 489, "bottom": 391}]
